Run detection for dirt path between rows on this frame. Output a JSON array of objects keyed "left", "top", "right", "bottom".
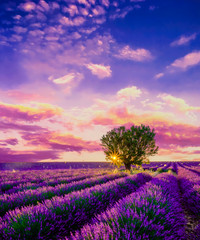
[{"left": 177, "top": 178, "right": 200, "bottom": 239}]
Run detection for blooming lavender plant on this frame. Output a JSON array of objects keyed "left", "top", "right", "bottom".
[
  {"left": 4, "top": 172, "right": 107, "bottom": 194},
  {"left": 67, "top": 173, "right": 186, "bottom": 240},
  {"left": 0, "top": 169, "right": 109, "bottom": 193},
  {"left": 0, "top": 173, "right": 151, "bottom": 239},
  {"left": 0, "top": 172, "right": 127, "bottom": 217}
]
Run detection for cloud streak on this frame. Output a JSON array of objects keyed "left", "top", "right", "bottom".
[
  {"left": 21, "top": 131, "right": 102, "bottom": 153},
  {"left": 169, "top": 51, "right": 200, "bottom": 70},
  {"left": 115, "top": 45, "right": 153, "bottom": 62},
  {"left": 0, "top": 102, "right": 63, "bottom": 122},
  {"left": 86, "top": 63, "right": 112, "bottom": 79},
  {"left": 0, "top": 148, "right": 60, "bottom": 163},
  {"left": 170, "top": 33, "right": 197, "bottom": 46}
]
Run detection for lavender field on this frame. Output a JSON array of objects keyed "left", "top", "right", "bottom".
[{"left": 0, "top": 162, "right": 200, "bottom": 240}]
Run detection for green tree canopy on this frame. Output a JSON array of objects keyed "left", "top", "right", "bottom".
[{"left": 100, "top": 124, "right": 159, "bottom": 170}]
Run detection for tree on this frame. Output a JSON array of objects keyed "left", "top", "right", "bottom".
[{"left": 100, "top": 124, "right": 159, "bottom": 170}]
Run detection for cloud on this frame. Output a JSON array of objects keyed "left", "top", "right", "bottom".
[
  {"left": 9, "top": 34, "right": 23, "bottom": 42},
  {"left": 48, "top": 72, "right": 83, "bottom": 94},
  {"left": 170, "top": 33, "right": 197, "bottom": 46},
  {"left": 115, "top": 45, "right": 153, "bottom": 62},
  {"left": 117, "top": 86, "right": 142, "bottom": 100},
  {"left": 51, "top": 2, "right": 60, "bottom": 10},
  {"left": 101, "top": 0, "right": 109, "bottom": 7},
  {"left": 19, "top": 2, "right": 36, "bottom": 11},
  {"left": 88, "top": 0, "right": 95, "bottom": 4},
  {"left": 92, "top": 6, "right": 105, "bottom": 16},
  {"left": 13, "top": 15, "right": 22, "bottom": 20},
  {"left": 49, "top": 73, "right": 75, "bottom": 84},
  {"left": 0, "top": 83, "right": 58, "bottom": 103},
  {"left": 39, "top": 0, "right": 50, "bottom": 12},
  {"left": 110, "top": 6, "right": 134, "bottom": 20},
  {"left": 22, "top": 131, "right": 102, "bottom": 152},
  {"left": 79, "top": 7, "right": 89, "bottom": 16},
  {"left": 155, "top": 124, "right": 200, "bottom": 149},
  {"left": 0, "top": 148, "right": 60, "bottom": 163},
  {"left": 0, "top": 120, "right": 46, "bottom": 132},
  {"left": 64, "top": 4, "right": 79, "bottom": 17},
  {"left": 154, "top": 72, "right": 164, "bottom": 79},
  {"left": 158, "top": 93, "right": 200, "bottom": 113},
  {"left": 77, "top": 0, "right": 91, "bottom": 7},
  {"left": 88, "top": 103, "right": 200, "bottom": 150},
  {"left": 141, "top": 99, "right": 165, "bottom": 110},
  {"left": 13, "top": 26, "right": 27, "bottom": 33},
  {"left": 0, "top": 102, "right": 63, "bottom": 122},
  {"left": 169, "top": 51, "right": 200, "bottom": 70},
  {"left": 86, "top": 63, "right": 112, "bottom": 78},
  {"left": 0, "top": 138, "right": 18, "bottom": 146},
  {"left": 28, "top": 29, "right": 44, "bottom": 37},
  {"left": 59, "top": 16, "right": 85, "bottom": 26}
]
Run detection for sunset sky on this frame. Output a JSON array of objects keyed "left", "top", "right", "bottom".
[{"left": 0, "top": 0, "right": 200, "bottom": 162}]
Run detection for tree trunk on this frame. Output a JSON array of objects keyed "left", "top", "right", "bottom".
[{"left": 124, "top": 162, "right": 131, "bottom": 171}]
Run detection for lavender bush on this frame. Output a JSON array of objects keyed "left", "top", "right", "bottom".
[
  {"left": 0, "top": 172, "right": 127, "bottom": 217},
  {"left": 67, "top": 173, "right": 186, "bottom": 240},
  {"left": 0, "top": 173, "right": 151, "bottom": 239}
]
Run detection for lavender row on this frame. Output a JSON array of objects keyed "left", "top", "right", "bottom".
[
  {"left": 68, "top": 173, "right": 186, "bottom": 240},
  {"left": 4, "top": 172, "right": 107, "bottom": 195},
  {"left": 177, "top": 166, "right": 200, "bottom": 216},
  {"left": 0, "top": 169, "right": 77, "bottom": 182},
  {"left": 161, "top": 162, "right": 171, "bottom": 170},
  {"left": 0, "top": 169, "right": 108, "bottom": 193},
  {"left": 0, "top": 168, "right": 107, "bottom": 183},
  {"left": 0, "top": 171, "right": 77, "bottom": 192},
  {"left": 172, "top": 162, "right": 178, "bottom": 174},
  {"left": 0, "top": 173, "right": 151, "bottom": 239},
  {"left": 142, "top": 163, "right": 164, "bottom": 171},
  {"left": 0, "top": 172, "right": 127, "bottom": 217}
]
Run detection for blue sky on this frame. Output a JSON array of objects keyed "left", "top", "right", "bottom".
[{"left": 0, "top": 0, "right": 200, "bottom": 162}]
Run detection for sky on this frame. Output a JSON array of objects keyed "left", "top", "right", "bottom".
[{"left": 0, "top": 0, "right": 200, "bottom": 163}]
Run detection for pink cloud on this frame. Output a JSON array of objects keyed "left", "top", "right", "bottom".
[
  {"left": 86, "top": 63, "right": 112, "bottom": 78},
  {"left": 169, "top": 51, "right": 200, "bottom": 70},
  {"left": 0, "top": 120, "right": 47, "bottom": 132},
  {"left": 0, "top": 138, "right": 18, "bottom": 146},
  {"left": 77, "top": 0, "right": 91, "bottom": 7},
  {"left": 101, "top": 0, "right": 109, "bottom": 7},
  {"left": 0, "top": 102, "right": 63, "bottom": 122},
  {"left": 13, "top": 26, "right": 27, "bottom": 33},
  {"left": 0, "top": 148, "right": 60, "bottom": 163},
  {"left": 170, "top": 33, "right": 196, "bottom": 46},
  {"left": 154, "top": 72, "right": 164, "bottom": 79},
  {"left": 92, "top": 6, "right": 105, "bottom": 16},
  {"left": 0, "top": 90, "right": 52, "bottom": 103},
  {"left": 117, "top": 86, "right": 142, "bottom": 100},
  {"left": 115, "top": 45, "right": 153, "bottom": 62},
  {"left": 39, "top": 0, "right": 50, "bottom": 11},
  {"left": 154, "top": 123, "right": 200, "bottom": 149},
  {"left": 21, "top": 131, "right": 102, "bottom": 152},
  {"left": 83, "top": 104, "right": 200, "bottom": 150},
  {"left": 19, "top": 2, "right": 36, "bottom": 11},
  {"left": 158, "top": 93, "right": 200, "bottom": 113},
  {"left": 64, "top": 5, "right": 79, "bottom": 17},
  {"left": 60, "top": 16, "right": 85, "bottom": 26}
]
